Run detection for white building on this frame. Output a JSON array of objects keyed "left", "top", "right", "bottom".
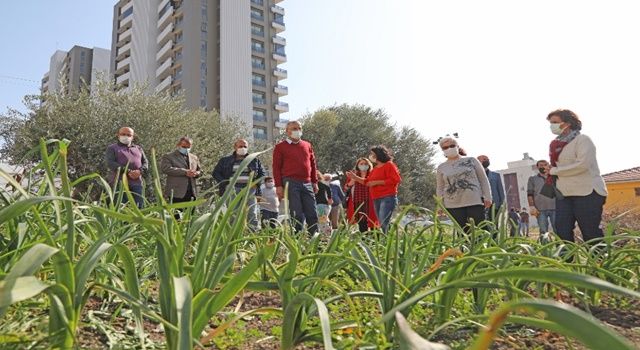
[
  {"left": 110, "top": 0, "right": 288, "bottom": 142},
  {"left": 496, "top": 153, "right": 537, "bottom": 213}
]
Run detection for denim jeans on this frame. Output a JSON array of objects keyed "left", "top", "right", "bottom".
[
  {"left": 260, "top": 209, "right": 279, "bottom": 229},
  {"left": 537, "top": 209, "right": 556, "bottom": 233},
  {"left": 374, "top": 195, "right": 398, "bottom": 234},
  {"left": 283, "top": 178, "right": 318, "bottom": 234},
  {"left": 235, "top": 186, "right": 259, "bottom": 231},
  {"left": 121, "top": 183, "right": 144, "bottom": 208}
]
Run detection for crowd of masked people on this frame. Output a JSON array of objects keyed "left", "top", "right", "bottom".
[{"left": 105, "top": 108, "right": 608, "bottom": 243}]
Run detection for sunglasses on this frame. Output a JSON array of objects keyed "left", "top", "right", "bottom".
[{"left": 441, "top": 144, "right": 457, "bottom": 150}]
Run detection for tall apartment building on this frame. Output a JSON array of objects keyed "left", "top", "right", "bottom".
[
  {"left": 41, "top": 46, "right": 111, "bottom": 94},
  {"left": 111, "top": 0, "right": 288, "bottom": 142}
]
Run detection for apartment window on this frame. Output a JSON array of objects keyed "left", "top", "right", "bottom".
[
  {"left": 251, "top": 0, "right": 264, "bottom": 5},
  {"left": 253, "top": 109, "right": 267, "bottom": 121},
  {"left": 175, "top": 49, "right": 183, "bottom": 60},
  {"left": 174, "top": 67, "right": 183, "bottom": 80},
  {"left": 251, "top": 40, "right": 264, "bottom": 53},
  {"left": 253, "top": 91, "right": 266, "bottom": 105},
  {"left": 251, "top": 24, "right": 264, "bottom": 37},
  {"left": 251, "top": 8, "right": 264, "bottom": 21},
  {"left": 175, "top": 15, "right": 184, "bottom": 26},
  {"left": 274, "top": 44, "right": 285, "bottom": 56},
  {"left": 175, "top": 32, "right": 184, "bottom": 44},
  {"left": 252, "top": 56, "right": 265, "bottom": 69},
  {"left": 253, "top": 127, "right": 268, "bottom": 140},
  {"left": 121, "top": 7, "right": 133, "bottom": 19},
  {"left": 274, "top": 13, "right": 284, "bottom": 24},
  {"left": 201, "top": 41, "right": 207, "bottom": 58},
  {"left": 252, "top": 73, "right": 265, "bottom": 86}
]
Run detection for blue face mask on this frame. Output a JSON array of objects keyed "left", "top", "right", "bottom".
[{"left": 178, "top": 147, "right": 190, "bottom": 155}]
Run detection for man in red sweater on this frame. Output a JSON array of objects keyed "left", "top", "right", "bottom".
[{"left": 272, "top": 121, "right": 319, "bottom": 234}]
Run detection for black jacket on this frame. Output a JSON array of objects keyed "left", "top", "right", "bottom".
[{"left": 212, "top": 153, "right": 265, "bottom": 196}]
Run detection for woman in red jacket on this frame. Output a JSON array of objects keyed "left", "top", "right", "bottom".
[
  {"left": 347, "top": 145, "right": 402, "bottom": 233},
  {"left": 345, "top": 157, "right": 378, "bottom": 232}
]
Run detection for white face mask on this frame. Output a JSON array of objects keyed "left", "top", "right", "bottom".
[
  {"left": 550, "top": 123, "right": 565, "bottom": 135},
  {"left": 119, "top": 136, "right": 132, "bottom": 145},
  {"left": 236, "top": 147, "right": 248, "bottom": 156},
  {"left": 265, "top": 182, "right": 274, "bottom": 188},
  {"left": 290, "top": 130, "right": 303, "bottom": 139},
  {"left": 358, "top": 164, "right": 369, "bottom": 171},
  {"left": 443, "top": 146, "right": 459, "bottom": 158}
]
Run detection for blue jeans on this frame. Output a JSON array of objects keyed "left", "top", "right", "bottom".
[
  {"left": 235, "top": 186, "right": 259, "bottom": 231},
  {"left": 537, "top": 209, "right": 556, "bottom": 233},
  {"left": 283, "top": 178, "right": 318, "bottom": 234},
  {"left": 121, "top": 183, "right": 144, "bottom": 208},
  {"left": 374, "top": 195, "right": 398, "bottom": 234}
]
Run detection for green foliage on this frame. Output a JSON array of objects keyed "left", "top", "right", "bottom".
[
  {"left": 300, "top": 104, "right": 438, "bottom": 207},
  {"left": 0, "top": 79, "right": 247, "bottom": 189}
]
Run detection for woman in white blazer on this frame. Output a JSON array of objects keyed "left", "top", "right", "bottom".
[{"left": 543, "top": 109, "right": 608, "bottom": 244}]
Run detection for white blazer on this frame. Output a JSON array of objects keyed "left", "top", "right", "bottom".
[{"left": 549, "top": 133, "right": 608, "bottom": 197}]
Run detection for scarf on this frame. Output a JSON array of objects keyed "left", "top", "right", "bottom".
[{"left": 546, "top": 129, "right": 580, "bottom": 185}]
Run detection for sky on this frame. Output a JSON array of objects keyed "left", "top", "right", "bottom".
[{"left": 1, "top": 0, "right": 639, "bottom": 174}]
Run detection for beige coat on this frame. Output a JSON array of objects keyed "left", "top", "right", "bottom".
[
  {"left": 160, "top": 150, "right": 202, "bottom": 199},
  {"left": 550, "top": 134, "right": 607, "bottom": 197}
]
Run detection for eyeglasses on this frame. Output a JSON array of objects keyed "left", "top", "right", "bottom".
[{"left": 441, "top": 144, "right": 457, "bottom": 150}]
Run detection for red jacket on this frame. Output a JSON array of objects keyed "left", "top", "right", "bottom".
[
  {"left": 365, "top": 161, "right": 401, "bottom": 199},
  {"left": 272, "top": 139, "right": 318, "bottom": 187}
]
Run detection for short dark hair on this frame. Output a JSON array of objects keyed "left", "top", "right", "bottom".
[
  {"left": 265, "top": 176, "right": 273, "bottom": 181},
  {"left": 547, "top": 109, "right": 582, "bottom": 131},
  {"left": 536, "top": 160, "right": 548, "bottom": 167},
  {"left": 370, "top": 145, "right": 392, "bottom": 163}
]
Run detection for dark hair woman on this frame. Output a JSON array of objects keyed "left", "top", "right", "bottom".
[
  {"left": 543, "top": 109, "right": 607, "bottom": 244},
  {"left": 346, "top": 145, "right": 402, "bottom": 233},
  {"left": 344, "top": 158, "right": 378, "bottom": 232}
]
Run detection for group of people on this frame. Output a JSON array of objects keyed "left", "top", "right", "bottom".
[{"left": 104, "top": 108, "right": 608, "bottom": 244}]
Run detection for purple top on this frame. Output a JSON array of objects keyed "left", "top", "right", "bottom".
[{"left": 105, "top": 142, "right": 148, "bottom": 185}]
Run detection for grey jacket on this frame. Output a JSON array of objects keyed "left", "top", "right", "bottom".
[{"left": 160, "top": 150, "right": 202, "bottom": 199}]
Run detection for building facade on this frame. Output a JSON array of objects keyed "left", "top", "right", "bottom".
[
  {"left": 496, "top": 153, "right": 537, "bottom": 213},
  {"left": 602, "top": 167, "right": 640, "bottom": 210},
  {"left": 111, "top": 0, "right": 288, "bottom": 142},
  {"left": 41, "top": 46, "right": 111, "bottom": 94}
]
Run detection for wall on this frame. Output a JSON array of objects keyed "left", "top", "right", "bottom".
[{"left": 605, "top": 181, "right": 640, "bottom": 210}]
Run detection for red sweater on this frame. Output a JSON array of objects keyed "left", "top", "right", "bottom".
[
  {"left": 272, "top": 139, "right": 318, "bottom": 187},
  {"left": 365, "top": 161, "right": 401, "bottom": 199}
]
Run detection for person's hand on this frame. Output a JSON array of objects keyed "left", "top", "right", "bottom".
[
  {"left": 276, "top": 186, "right": 284, "bottom": 199},
  {"left": 186, "top": 170, "right": 195, "bottom": 177},
  {"left": 128, "top": 169, "right": 141, "bottom": 180},
  {"left": 328, "top": 199, "right": 334, "bottom": 205},
  {"left": 346, "top": 171, "right": 356, "bottom": 179},
  {"left": 313, "top": 183, "right": 319, "bottom": 194},
  {"left": 483, "top": 199, "right": 492, "bottom": 209},
  {"left": 530, "top": 206, "right": 540, "bottom": 217}
]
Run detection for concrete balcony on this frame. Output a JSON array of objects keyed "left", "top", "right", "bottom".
[
  {"left": 115, "top": 57, "right": 131, "bottom": 74},
  {"left": 157, "top": 7, "right": 174, "bottom": 30},
  {"left": 274, "top": 67, "right": 287, "bottom": 79},
  {"left": 156, "top": 40, "right": 172, "bottom": 63},
  {"left": 158, "top": 0, "right": 170, "bottom": 12},
  {"left": 116, "top": 72, "right": 130, "bottom": 85},
  {"left": 157, "top": 22, "right": 174, "bottom": 46},
  {"left": 273, "top": 52, "right": 287, "bottom": 63},
  {"left": 272, "top": 35, "right": 286, "bottom": 46},
  {"left": 156, "top": 58, "right": 172, "bottom": 79},
  {"left": 275, "top": 119, "right": 288, "bottom": 129},
  {"left": 121, "top": 1, "right": 133, "bottom": 14},
  {"left": 274, "top": 85, "right": 288, "bottom": 96},
  {"left": 271, "top": 5, "right": 285, "bottom": 15},
  {"left": 275, "top": 101, "right": 289, "bottom": 112},
  {"left": 272, "top": 20, "right": 285, "bottom": 33},
  {"left": 117, "top": 42, "right": 131, "bottom": 60},
  {"left": 119, "top": 15, "right": 133, "bottom": 32},
  {"left": 118, "top": 28, "right": 132, "bottom": 46},
  {"left": 156, "top": 75, "right": 172, "bottom": 92}
]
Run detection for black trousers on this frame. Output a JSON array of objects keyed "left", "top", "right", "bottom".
[
  {"left": 447, "top": 205, "right": 485, "bottom": 234},
  {"left": 555, "top": 191, "right": 606, "bottom": 243}
]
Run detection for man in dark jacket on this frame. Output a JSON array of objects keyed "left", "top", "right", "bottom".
[{"left": 212, "top": 139, "right": 265, "bottom": 230}]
